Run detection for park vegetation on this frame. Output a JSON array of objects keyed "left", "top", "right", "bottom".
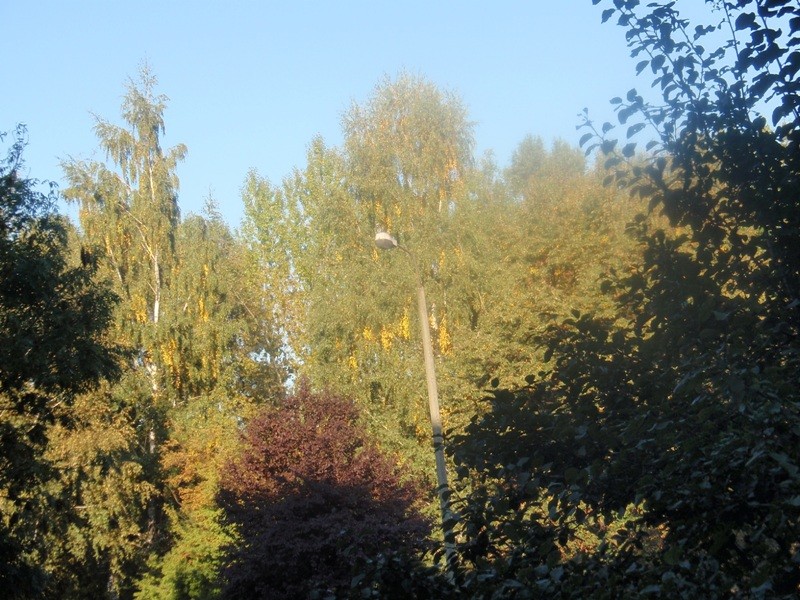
[{"left": 2, "top": 0, "right": 799, "bottom": 597}]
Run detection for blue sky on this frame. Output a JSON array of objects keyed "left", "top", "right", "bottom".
[{"left": 4, "top": 1, "right": 717, "bottom": 227}]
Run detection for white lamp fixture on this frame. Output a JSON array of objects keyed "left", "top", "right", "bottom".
[{"left": 374, "top": 231, "right": 398, "bottom": 250}]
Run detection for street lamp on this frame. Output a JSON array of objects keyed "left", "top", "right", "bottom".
[{"left": 374, "top": 231, "right": 455, "bottom": 569}]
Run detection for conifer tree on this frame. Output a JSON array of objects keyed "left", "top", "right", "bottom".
[{"left": 0, "top": 126, "right": 119, "bottom": 597}]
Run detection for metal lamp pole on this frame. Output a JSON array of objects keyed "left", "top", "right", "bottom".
[{"left": 374, "top": 232, "right": 455, "bottom": 570}]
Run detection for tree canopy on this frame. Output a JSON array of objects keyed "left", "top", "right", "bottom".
[
  {"left": 442, "top": 1, "right": 800, "bottom": 597},
  {"left": 0, "top": 126, "right": 120, "bottom": 597},
  {"left": 5, "top": 1, "right": 800, "bottom": 597}
]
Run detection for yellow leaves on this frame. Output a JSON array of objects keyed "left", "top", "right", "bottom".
[
  {"left": 446, "top": 154, "right": 459, "bottom": 177},
  {"left": 374, "top": 200, "right": 395, "bottom": 234},
  {"left": 399, "top": 308, "right": 410, "bottom": 340},
  {"left": 438, "top": 314, "right": 452, "bottom": 355},
  {"left": 414, "top": 416, "right": 428, "bottom": 442},
  {"left": 160, "top": 337, "right": 177, "bottom": 366},
  {"left": 363, "top": 308, "right": 411, "bottom": 351},
  {"left": 347, "top": 354, "right": 358, "bottom": 371},
  {"left": 198, "top": 296, "right": 209, "bottom": 323},
  {"left": 160, "top": 337, "right": 182, "bottom": 390},
  {"left": 132, "top": 295, "right": 148, "bottom": 323},
  {"left": 380, "top": 325, "right": 394, "bottom": 350},
  {"left": 409, "top": 408, "right": 429, "bottom": 443},
  {"left": 439, "top": 402, "right": 452, "bottom": 428},
  {"left": 161, "top": 414, "right": 237, "bottom": 513},
  {"left": 212, "top": 355, "right": 220, "bottom": 382},
  {"left": 439, "top": 150, "right": 466, "bottom": 201}
]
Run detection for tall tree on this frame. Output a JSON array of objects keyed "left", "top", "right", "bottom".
[
  {"left": 62, "top": 68, "right": 186, "bottom": 583},
  {"left": 62, "top": 68, "right": 286, "bottom": 597},
  {"left": 242, "top": 73, "right": 484, "bottom": 476},
  {"left": 242, "top": 73, "right": 644, "bottom": 488},
  {"left": 134, "top": 204, "right": 286, "bottom": 600},
  {"left": 0, "top": 126, "right": 119, "bottom": 597},
  {"left": 503, "top": 133, "right": 547, "bottom": 199},
  {"left": 63, "top": 65, "right": 185, "bottom": 399}
]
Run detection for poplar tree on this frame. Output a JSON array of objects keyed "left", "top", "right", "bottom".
[
  {"left": 242, "top": 74, "right": 482, "bottom": 474},
  {"left": 242, "top": 73, "right": 643, "bottom": 482}
]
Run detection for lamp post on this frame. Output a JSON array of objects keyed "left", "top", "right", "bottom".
[{"left": 374, "top": 231, "right": 455, "bottom": 569}]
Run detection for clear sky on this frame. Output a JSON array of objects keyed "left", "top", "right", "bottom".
[{"left": 4, "top": 1, "right": 717, "bottom": 227}]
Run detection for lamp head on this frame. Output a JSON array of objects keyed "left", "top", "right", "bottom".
[{"left": 374, "top": 231, "right": 398, "bottom": 250}]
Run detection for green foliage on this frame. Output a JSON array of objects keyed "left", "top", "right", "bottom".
[
  {"left": 241, "top": 75, "right": 642, "bottom": 503},
  {"left": 0, "top": 130, "right": 119, "bottom": 401},
  {"left": 135, "top": 508, "right": 232, "bottom": 600},
  {"left": 504, "top": 135, "right": 585, "bottom": 201},
  {"left": 343, "top": 71, "right": 475, "bottom": 221},
  {"left": 41, "top": 375, "right": 158, "bottom": 599},
  {"left": 58, "top": 68, "right": 286, "bottom": 596},
  {"left": 240, "top": 76, "right": 482, "bottom": 474},
  {"left": 443, "top": 1, "right": 800, "bottom": 597},
  {"left": 58, "top": 67, "right": 192, "bottom": 594},
  {"left": 0, "top": 126, "right": 120, "bottom": 596},
  {"left": 11, "top": 3, "right": 798, "bottom": 595}
]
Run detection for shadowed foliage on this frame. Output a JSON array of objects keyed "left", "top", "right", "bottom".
[
  {"left": 0, "top": 126, "right": 120, "bottom": 597},
  {"left": 442, "top": 1, "right": 800, "bottom": 597}
]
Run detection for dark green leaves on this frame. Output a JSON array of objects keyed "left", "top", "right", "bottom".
[
  {"left": 622, "top": 142, "right": 637, "bottom": 157},
  {"left": 735, "top": 12, "right": 758, "bottom": 31},
  {"left": 627, "top": 123, "right": 646, "bottom": 138},
  {"left": 444, "top": 0, "right": 800, "bottom": 595}
]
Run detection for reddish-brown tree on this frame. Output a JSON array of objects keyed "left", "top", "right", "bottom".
[{"left": 218, "top": 384, "right": 431, "bottom": 599}]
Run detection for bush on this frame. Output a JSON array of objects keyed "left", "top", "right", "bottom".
[{"left": 217, "top": 384, "right": 433, "bottom": 599}]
